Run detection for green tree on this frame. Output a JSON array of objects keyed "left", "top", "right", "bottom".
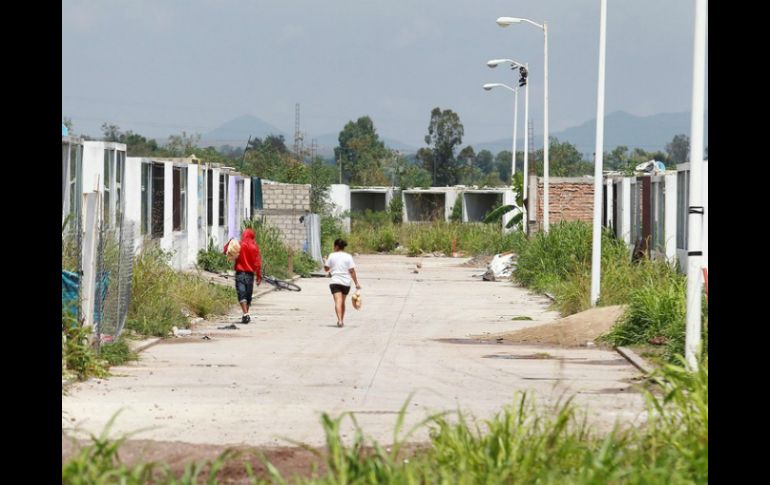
[
  {"left": 528, "top": 138, "right": 593, "bottom": 177},
  {"left": 417, "top": 107, "right": 464, "bottom": 186},
  {"left": 475, "top": 149, "right": 494, "bottom": 174},
  {"left": 63, "top": 117, "right": 73, "bottom": 133},
  {"left": 494, "top": 151, "right": 512, "bottom": 183},
  {"left": 605, "top": 145, "right": 631, "bottom": 172},
  {"left": 334, "top": 116, "right": 390, "bottom": 186},
  {"left": 480, "top": 171, "right": 505, "bottom": 187},
  {"left": 166, "top": 131, "right": 201, "bottom": 156},
  {"left": 456, "top": 146, "right": 480, "bottom": 185},
  {"left": 121, "top": 131, "right": 162, "bottom": 156},
  {"left": 400, "top": 164, "right": 432, "bottom": 189},
  {"left": 308, "top": 157, "right": 337, "bottom": 213},
  {"left": 101, "top": 123, "right": 121, "bottom": 142},
  {"left": 666, "top": 134, "right": 690, "bottom": 165}
]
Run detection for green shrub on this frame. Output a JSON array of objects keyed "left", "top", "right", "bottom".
[
  {"left": 196, "top": 238, "right": 230, "bottom": 273},
  {"left": 99, "top": 339, "right": 138, "bottom": 366},
  {"left": 389, "top": 190, "right": 404, "bottom": 223},
  {"left": 127, "top": 246, "right": 235, "bottom": 337},
  {"left": 449, "top": 196, "right": 463, "bottom": 222},
  {"left": 62, "top": 315, "right": 108, "bottom": 381}
]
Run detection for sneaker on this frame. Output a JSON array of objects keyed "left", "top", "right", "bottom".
[{"left": 241, "top": 314, "right": 251, "bottom": 324}]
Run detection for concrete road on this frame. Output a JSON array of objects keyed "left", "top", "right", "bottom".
[{"left": 62, "top": 255, "right": 647, "bottom": 447}]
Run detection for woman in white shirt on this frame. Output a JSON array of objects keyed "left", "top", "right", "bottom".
[{"left": 323, "top": 238, "right": 362, "bottom": 327}]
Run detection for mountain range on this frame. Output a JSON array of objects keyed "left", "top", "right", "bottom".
[{"left": 197, "top": 110, "right": 708, "bottom": 158}]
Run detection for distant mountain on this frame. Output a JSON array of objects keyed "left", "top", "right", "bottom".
[
  {"left": 473, "top": 110, "right": 709, "bottom": 156},
  {"left": 201, "top": 115, "right": 287, "bottom": 147},
  {"left": 201, "top": 116, "right": 418, "bottom": 158}
]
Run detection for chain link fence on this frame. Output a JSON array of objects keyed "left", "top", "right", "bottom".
[{"left": 94, "top": 219, "right": 135, "bottom": 346}]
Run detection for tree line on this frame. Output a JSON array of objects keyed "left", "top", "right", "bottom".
[{"left": 65, "top": 112, "right": 701, "bottom": 209}]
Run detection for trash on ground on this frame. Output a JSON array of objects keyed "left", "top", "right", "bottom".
[
  {"left": 171, "top": 326, "right": 192, "bottom": 337},
  {"left": 201, "top": 335, "right": 211, "bottom": 340},
  {"left": 217, "top": 324, "right": 239, "bottom": 330},
  {"left": 482, "top": 252, "right": 516, "bottom": 281}
]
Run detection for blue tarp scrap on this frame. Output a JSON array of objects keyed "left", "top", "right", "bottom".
[{"left": 61, "top": 270, "right": 110, "bottom": 324}]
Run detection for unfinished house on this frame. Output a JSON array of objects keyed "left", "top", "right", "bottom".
[
  {"left": 62, "top": 135, "right": 84, "bottom": 226},
  {"left": 402, "top": 188, "right": 459, "bottom": 222},
  {"left": 328, "top": 184, "right": 351, "bottom": 232},
  {"left": 461, "top": 188, "right": 517, "bottom": 230},
  {"left": 349, "top": 187, "right": 393, "bottom": 213},
  {"left": 252, "top": 179, "right": 312, "bottom": 252},
  {"left": 123, "top": 158, "right": 252, "bottom": 269},
  {"left": 601, "top": 161, "right": 708, "bottom": 272},
  {"left": 81, "top": 141, "right": 128, "bottom": 229}
]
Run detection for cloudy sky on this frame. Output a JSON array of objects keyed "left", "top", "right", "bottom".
[{"left": 62, "top": 0, "right": 707, "bottom": 147}]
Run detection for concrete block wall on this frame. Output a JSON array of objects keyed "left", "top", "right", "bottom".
[{"left": 260, "top": 182, "right": 311, "bottom": 251}]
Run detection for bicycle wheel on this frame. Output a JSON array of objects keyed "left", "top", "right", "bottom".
[
  {"left": 262, "top": 276, "right": 278, "bottom": 288},
  {"left": 276, "top": 279, "right": 301, "bottom": 291}
]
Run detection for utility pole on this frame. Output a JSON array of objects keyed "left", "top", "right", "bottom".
[
  {"left": 293, "top": 103, "right": 303, "bottom": 161},
  {"left": 240, "top": 135, "right": 252, "bottom": 172}
]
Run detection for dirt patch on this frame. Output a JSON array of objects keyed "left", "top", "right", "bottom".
[
  {"left": 460, "top": 254, "right": 495, "bottom": 268},
  {"left": 478, "top": 305, "right": 626, "bottom": 348},
  {"left": 62, "top": 435, "right": 428, "bottom": 483}
]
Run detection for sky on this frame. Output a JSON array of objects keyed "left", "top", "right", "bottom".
[{"left": 62, "top": 0, "right": 708, "bottom": 148}]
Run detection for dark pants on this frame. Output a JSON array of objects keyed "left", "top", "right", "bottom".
[{"left": 235, "top": 271, "right": 255, "bottom": 306}]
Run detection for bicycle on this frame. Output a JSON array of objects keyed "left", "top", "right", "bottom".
[
  {"left": 262, "top": 274, "right": 302, "bottom": 292},
  {"left": 261, "top": 262, "right": 301, "bottom": 292}
]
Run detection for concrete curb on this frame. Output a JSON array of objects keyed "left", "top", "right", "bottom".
[
  {"left": 128, "top": 337, "right": 162, "bottom": 354},
  {"left": 616, "top": 346, "right": 653, "bottom": 374}
]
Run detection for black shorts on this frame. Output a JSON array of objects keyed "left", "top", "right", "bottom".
[
  {"left": 330, "top": 284, "right": 351, "bottom": 295},
  {"left": 235, "top": 271, "right": 255, "bottom": 305}
]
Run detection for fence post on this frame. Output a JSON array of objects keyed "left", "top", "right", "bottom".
[{"left": 80, "top": 192, "right": 100, "bottom": 331}]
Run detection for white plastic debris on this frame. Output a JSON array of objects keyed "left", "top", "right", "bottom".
[
  {"left": 171, "top": 326, "right": 192, "bottom": 337},
  {"left": 482, "top": 252, "right": 516, "bottom": 281}
]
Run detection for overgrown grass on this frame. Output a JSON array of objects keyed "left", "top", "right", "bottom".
[
  {"left": 512, "top": 220, "right": 708, "bottom": 363},
  {"left": 62, "top": 315, "right": 108, "bottom": 382},
  {"left": 99, "top": 339, "right": 138, "bottom": 366},
  {"left": 339, "top": 211, "right": 526, "bottom": 256},
  {"left": 62, "top": 357, "right": 707, "bottom": 484},
  {"left": 127, "top": 246, "right": 236, "bottom": 337},
  {"left": 243, "top": 219, "right": 320, "bottom": 278}
]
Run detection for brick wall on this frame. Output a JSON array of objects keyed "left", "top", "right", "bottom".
[
  {"left": 535, "top": 177, "right": 594, "bottom": 230},
  {"left": 259, "top": 182, "right": 311, "bottom": 251}
]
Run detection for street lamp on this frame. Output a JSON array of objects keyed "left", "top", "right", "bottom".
[
  {"left": 483, "top": 79, "right": 518, "bottom": 185},
  {"left": 488, "top": 59, "right": 530, "bottom": 213},
  {"left": 497, "top": 16, "right": 550, "bottom": 232},
  {"left": 590, "top": 0, "right": 608, "bottom": 308},
  {"left": 685, "top": 0, "right": 707, "bottom": 371}
]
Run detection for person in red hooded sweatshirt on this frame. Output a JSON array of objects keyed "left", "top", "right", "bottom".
[{"left": 224, "top": 228, "right": 262, "bottom": 324}]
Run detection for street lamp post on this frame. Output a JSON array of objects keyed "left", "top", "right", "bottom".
[
  {"left": 483, "top": 82, "right": 518, "bottom": 182},
  {"left": 590, "top": 0, "right": 608, "bottom": 307},
  {"left": 497, "top": 16, "right": 549, "bottom": 232},
  {"left": 488, "top": 58, "right": 530, "bottom": 226},
  {"left": 685, "top": 0, "right": 707, "bottom": 371}
]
